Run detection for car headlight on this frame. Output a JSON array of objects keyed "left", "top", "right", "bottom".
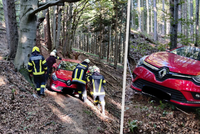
[
  {"left": 192, "top": 75, "right": 200, "bottom": 83},
  {"left": 136, "top": 55, "right": 148, "bottom": 67},
  {"left": 52, "top": 73, "right": 58, "bottom": 81}
]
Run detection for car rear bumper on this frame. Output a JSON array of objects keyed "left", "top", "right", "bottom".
[{"left": 131, "top": 66, "right": 200, "bottom": 107}]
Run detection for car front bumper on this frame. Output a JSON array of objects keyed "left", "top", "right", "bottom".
[
  {"left": 50, "top": 79, "right": 77, "bottom": 92},
  {"left": 131, "top": 66, "right": 200, "bottom": 107}
]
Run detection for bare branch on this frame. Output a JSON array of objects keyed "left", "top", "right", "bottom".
[{"left": 30, "top": 0, "right": 81, "bottom": 15}]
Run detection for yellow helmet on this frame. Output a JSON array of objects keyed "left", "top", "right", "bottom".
[{"left": 32, "top": 46, "right": 40, "bottom": 53}]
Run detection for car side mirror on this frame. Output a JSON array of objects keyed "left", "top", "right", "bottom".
[{"left": 166, "top": 50, "right": 170, "bottom": 52}]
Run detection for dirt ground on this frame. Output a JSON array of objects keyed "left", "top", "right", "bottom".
[
  {"left": 123, "top": 31, "right": 200, "bottom": 134},
  {"left": 0, "top": 27, "right": 122, "bottom": 133}
]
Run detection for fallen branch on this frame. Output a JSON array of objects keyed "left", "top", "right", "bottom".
[
  {"left": 176, "top": 107, "right": 190, "bottom": 116},
  {"left": 101, "top": 70, "right": 117, "bottom": 81},
  {"left": 42, "top": 45, "right": 48, "bottom": 51},
  {"left": 106, "top": 81, "right": 119, "bottom": 90}
]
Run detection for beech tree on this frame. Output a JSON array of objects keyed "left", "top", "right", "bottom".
[
  {"left": 195, "top": 0, "right": 199, "bottom": 47},
  {"left": 2, "top": 0, "right": 18, "bottom": 59},
  {"left": 14, "top": 0, "right": 81, "bottom": 70},
  {"left": 153, "top": 0, "right": 158, "bottom": 41},
  {"left": 170, "top": 0, "right": 178, "bottom": 49}
]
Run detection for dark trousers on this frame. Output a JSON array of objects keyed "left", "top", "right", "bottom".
[
  {"left": 77, "top": 83, "right": 87, "bottom": 101},
  {"left": 34, "top": 74, "right": 45, "bottom": 96},
  {"left": 45, "top": 67, "right": 52, "bottom": 83}
]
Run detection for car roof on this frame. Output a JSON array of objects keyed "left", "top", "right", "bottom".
[{"left": 62, "top": 58, "right": 81, "bottom": 63}]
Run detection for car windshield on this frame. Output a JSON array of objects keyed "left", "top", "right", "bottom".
[
  {"left": 170, "top": 46, "right": 200, "bottom": 60},
  {"left": 58, "top": 61, "right": 78, "bottom": 71}
]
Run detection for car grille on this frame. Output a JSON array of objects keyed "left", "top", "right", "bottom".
[
  {"left": 133, "top": 79, "right": 187, "bottom": 102},
  {"left": 142, "top": 64, "right": 200, "bottom": 86},
  {"left": 58, "top": 78, "right": 66, "bottom": 83},
  {"left": 57, "top": 78, "right": 71, "bottom": 86}
]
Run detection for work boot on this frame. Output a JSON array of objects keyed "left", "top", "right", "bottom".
[
  {"left": 79, "top": 94, "right": 83, "bottom": 101},
  {"left": 37, "top": 91, "right": 41, "bottom": 96},
  {"left": 40, "top": 91, "right": 45, "bottom": 97}
]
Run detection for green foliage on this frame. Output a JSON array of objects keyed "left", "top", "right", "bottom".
[
  {"left": 141, "top": 106, "right": 149, "bottom": 111},
  {"left": 83, "top": 110, "right": 93, "bottom": 116},
  {"left": 177, "top": 33, "right": 191, "bottom": 46},
  {"left": 158, "top": 100, "right": 176, "bottom": 110},
  {"left": 195, "top": 108, "right": 200, "bottom": 119},
  {"left": 148, "top": 100, "right": 155, "bottom": 104},
  {"left": 157, "top": 43, "right": 168, "bottom": 51},
  {"left": 162, "top": 110, "right": 168, "bottom": 117},
  {"left": 131, "top": 42, "right": 155, "bottom": 56},
  {"left": 159, "top": 100, "right": 168, "bottom": 109},
  {"left": 128, "top": 120, "right": 138, "bottom": 132},
  {"left": 19, "top": 68, "right": 35, "bottom": 89},
  {"left": 12, "top": 89, "right": 15, "bottom": 93}
]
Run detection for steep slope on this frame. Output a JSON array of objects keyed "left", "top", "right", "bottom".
[{"left": 0, "top": 28, "right": 122, "bottom": 133}]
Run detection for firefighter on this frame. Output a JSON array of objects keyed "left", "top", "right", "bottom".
[
  {"left": 28, "top": 46, "right": 47, "bottom": 96},
  {"left": 45, "top": 51, "right": 62, "bottom": 83},
  {"left": 52, "top": 49, "right": 62, "bottom": 60},
  {"left": 89, "top": 66, "right": 106, "bottom": 115},
  {"left": 72, "top": 59, "right": 90, "bottom": 102},
  {"left": 86, "top": 66, "right": 94, "bottom": 82}
]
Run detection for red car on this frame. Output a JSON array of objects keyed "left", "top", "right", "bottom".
[
  {"left": 131, "top": 46, "right": 200, "bottom": 107},
  {"left": 48, "top": 59, "right": 81, "bottom": 94}
]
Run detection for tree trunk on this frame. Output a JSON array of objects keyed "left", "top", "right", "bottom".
[
  {"left": 79, "top": 32, "right": 82, "bottom": 50},
  {"left": 138, "top": 0, "right": 141, "bottom": 31},
  {"left": 130, "top": 0, "right": 133, "bottom": 29},
  {"left": 52, "top": 6, "right": 57, "bottom": 49},
  {"left": 107, "top": 26, "right": 111, "bottom": 62},
  {"left": 14, "top": 0, "right": 81, "bottom": 70},
  {"left": 185, "top": 1, "right": 188, "bottom": 40},
  {"left": 151, "top": 0, "right": 153, "bottom": 33},
  {"left": 178, "top": 0, "right": 182, "bottom": 35},
  {"left": 46, "top": 7, "right": 52, "bottom": 51},
  {"left": 153, "top": 0, "right": 158, "bottom": 41},
  {"left": 3, "top": 0, "right": 18, "bottom": 59},
  {"left": 56, "top": 6, "right": 62, "bottom": 49},
  {"left": 96, "top": 32, "right": 98, "bottom": 55},
  {"left": 141, "top": 0, "right": 144, "bottom": 31},
  {"left": 170, "top": 0, "right": 178, "bottom": 49},
  {"left": 190, "top": 0, "right": 194, "bottom": 42},
  {"left": 195, "top": 0, "right": 199, "bottom": 46},
  {"left": 162, "top": 0, "right": 165, "bottom": 35},
  {"left": 114, "top": 6, "right": 118, "bottom": 68},
  {"left": 14, "top": 0, "right": 38, "bottom": 69},
  {"left": 133, "top": 2, "right": 136, "bottom": 29},
  {"left": 147, "top": 0, "right": 149, "bottom": 34}
]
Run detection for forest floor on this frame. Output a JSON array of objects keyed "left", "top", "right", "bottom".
[
  {"left": 0, "top": 25, "right": 123, "bottom": 133},
  {"left": 123, "top": 30, "right": 200, "bottom": 134}
]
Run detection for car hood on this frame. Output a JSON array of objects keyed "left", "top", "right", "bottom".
[
  {"left": 145, "top": 51, "right": 200, "bottom": 75},
  {"left": 55, "top": 69, "right": 73, "bottom": 80}
]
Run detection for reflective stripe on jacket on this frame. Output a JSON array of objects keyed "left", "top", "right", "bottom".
[
  {"left": 72, "top": 62, "right": 88, "bottom": 85},
  {"left": 56, "top": 56, "right": 62, "bottom": 60},
  {"left": 89, "top": 72, "right": 106, "bottom": 95},
  {"left": 28, "top": 53, "right": 47, "bottom": 75}
]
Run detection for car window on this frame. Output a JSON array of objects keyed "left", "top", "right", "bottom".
[
  {"left": 170, "top": 46, "right": 200, "bottom": 60},
  {"left": 58, "top": 61, "right": 78, "bottom": 71}
]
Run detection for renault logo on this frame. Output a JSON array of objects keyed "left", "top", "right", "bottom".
[{"left": 158, "top": 68, "right": 168, "bottom": 78}]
